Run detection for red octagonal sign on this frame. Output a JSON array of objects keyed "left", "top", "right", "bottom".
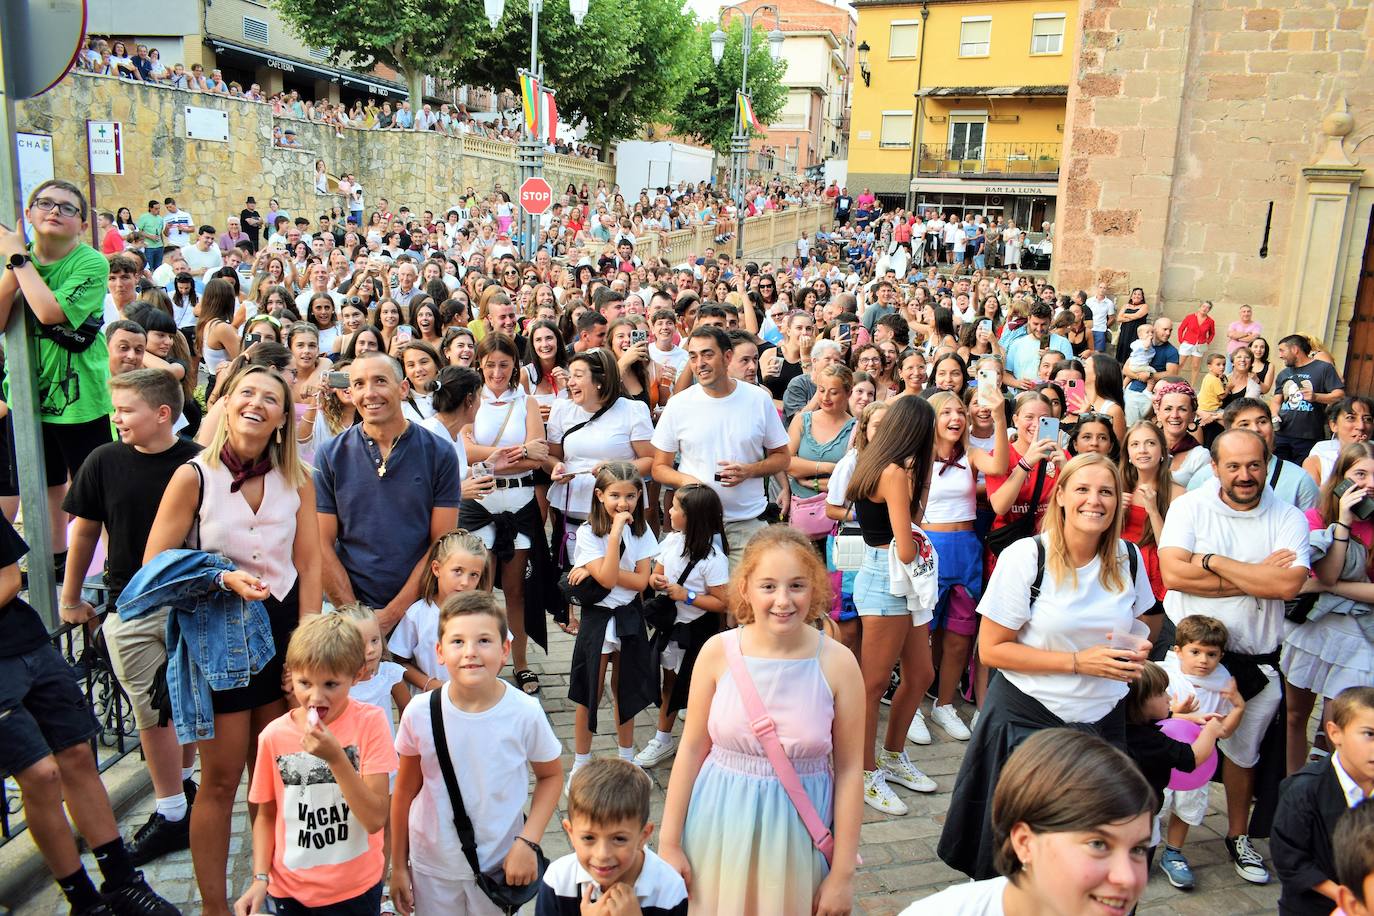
[{"left": 519, "top": 177, "right": 553, "bottom": 215}]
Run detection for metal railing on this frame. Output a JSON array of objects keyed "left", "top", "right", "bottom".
[
  {"left": 636, "top": 203, "right": 827, "bottom": 263},
  {"left": 0, "top": 583, "right": 141, "bottom": 847},
  {"left": 916, "top": 141, "right": 1062, "bottom": 177}
]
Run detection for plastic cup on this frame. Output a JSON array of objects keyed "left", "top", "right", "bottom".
[{"left": 1106, "top": 631, "right": 1150, "bottom": 655}]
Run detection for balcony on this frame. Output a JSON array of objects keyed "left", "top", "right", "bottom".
[{"left": 916, "top": 142, "right": 1061, "bottom": 179}]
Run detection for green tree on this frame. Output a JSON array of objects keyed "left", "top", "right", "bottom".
[
  {"left": 669, "top": 20, "right": 788, "bottom": 156},
  {"left": 457, "top": 0, "right": 701, "bottom": 159},
  {"left": 271, "top": 0, "right": 486, "bottom": 111}
]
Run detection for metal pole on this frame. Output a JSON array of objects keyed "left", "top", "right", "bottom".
[
  {"left": 733, "top": 10, "right": 751, "bottom": 266},
  {"left": 0, "top": 21, "right": 57, "bottom": 627},
  {"left": 904, "top": 1, "right": 930, "bottom": 213}
]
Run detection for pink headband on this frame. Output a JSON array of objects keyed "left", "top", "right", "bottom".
[{"left": 1152, "top": 380, "right": 1197, "bottom": 411}]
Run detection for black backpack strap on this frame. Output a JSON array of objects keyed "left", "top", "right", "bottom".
[
  {"left": 1269, "top": 459, "right": 1282, "bottom": 490},
  {"left": 428, "top": 689, "right": 486, "bottom": 880},
  {"left": 1029, "top": 535, "right": 1046, "bottom": 605},
  {"left": 1127, "top": 540, "right": 1139, "bottom": 582}
]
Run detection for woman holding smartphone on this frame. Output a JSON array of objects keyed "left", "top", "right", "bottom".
[{"left": 985, "top": 392, "right": 1065, "bottom": 574}]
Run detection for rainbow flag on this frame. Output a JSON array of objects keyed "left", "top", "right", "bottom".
[
  {"left": 519, "top": 71, "right": 541, "bottom": 135},
  {"left": 738, "top": 91, "right": 764, "bottom": 133}
]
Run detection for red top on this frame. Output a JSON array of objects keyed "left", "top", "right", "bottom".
[
  {"left": 100, "top": 227, "right": 125, "bottom": 255},
  {"left": 1178, "top": 313, "right": 1215, "bottom": 346},
  {"left": 1121, "top": 503, "right": 1165, "bottom": 598}
]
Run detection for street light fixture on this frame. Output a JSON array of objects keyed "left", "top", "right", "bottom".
[
  {"left": 712, "top": 2, "right": 783, "bottom": 267},
  {"left": 857, "top": 40, "right": 871, "bottom": 87}
]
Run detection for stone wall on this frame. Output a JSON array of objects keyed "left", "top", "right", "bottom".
[
  {"left": 18, "top": 73, "right": 615, "bottom": 226},
  {"left": 1053, "top": 0, "right": 1373, "bottom": 350}
]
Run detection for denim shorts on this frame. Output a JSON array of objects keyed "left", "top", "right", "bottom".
[
  {"left": 0, "top": 643, "right": 100, "bottom": 777},
  {"left": 852, "top": 545, "right": 910, "bottom": 617}
]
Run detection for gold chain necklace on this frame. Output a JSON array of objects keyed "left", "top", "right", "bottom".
[{"left": 373, "top": 423, "right": 406, "bottom": 478}]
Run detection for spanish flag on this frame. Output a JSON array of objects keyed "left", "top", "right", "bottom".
[
  {"left": 520, "top": 71, "right": 541, "bottom": 135},
  {"left": 738, "top": 91, "right": 764, "bottom": 134}
]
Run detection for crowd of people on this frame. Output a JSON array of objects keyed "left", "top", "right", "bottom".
[
  {"left": 2, "top": 170, "right": 1373, "bottom": 916},
  {"left": 75, "top": 35, "right": 603, "bottom": 157}
]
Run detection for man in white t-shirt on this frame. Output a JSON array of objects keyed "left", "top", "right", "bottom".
[
  {"left": 161, "top": 198, "right": 194, "bottom": 249},
  {"left": 647, "top": 304, "right": 688, "bottom": 379},
  {"left": 294, "top": 263, "right": 344, "bottom": 313},
  {"left": 652, "top": 325, "right": 789, "bottom": 567},
  {"left": 1158, "top": 429, "right": 1309, "bottom": 886},
  {"left": 179, "top": 225, "right": 223, "bottom": 294},
  {"left": 1085, "top": 282, "right": 1115, "bottom": 353}
]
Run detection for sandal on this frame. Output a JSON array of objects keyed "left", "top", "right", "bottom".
[{"left": 514, "top": 668, "right": 541, "bottom": 695}]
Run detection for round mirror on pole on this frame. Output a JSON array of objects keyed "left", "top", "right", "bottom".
[
  {"left": 569, "top": 0, "right": 589, "bottom": 26},
  {"left": 767, "top": 28, "right": 786, "bottom": 61},
  {"left": 710, "top": 28, "right": 728, "bottom": 66},
  {"left": 484, "top": 0, "right": 505, "bottom": 29}
]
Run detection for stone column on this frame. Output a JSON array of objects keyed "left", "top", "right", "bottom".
[{"left": 1278, "top": 98, "right": 1365, "bottom": 360}]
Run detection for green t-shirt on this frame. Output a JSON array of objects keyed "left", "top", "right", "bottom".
[
  {"left": 2, "top": 243, "right": 113, "bottom": 425},
  {"left": 135, "top": 212, "right": 164, "bottom": 249}
]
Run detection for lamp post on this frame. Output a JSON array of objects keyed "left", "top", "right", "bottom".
[
  {"left": 903, "top": 0, "right": 931, "bottom": 212},
  {"left": 485, "top": 0, "right": 588, "bottom": 259},
  {"left": 711, "top": 3, "right": 785, "bottom": 267}
]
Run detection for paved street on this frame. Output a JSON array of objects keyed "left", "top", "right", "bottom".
[{"left": 12, "top": 624, "right": 1281, "bottom": 915}]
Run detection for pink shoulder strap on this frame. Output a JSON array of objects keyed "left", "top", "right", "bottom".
[{"left": 722, "top": 631, "right": 836, "bottom": 865}]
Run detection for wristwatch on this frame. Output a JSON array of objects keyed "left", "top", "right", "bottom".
[
  {"left": 253, "top": 873, "right": 269, "bottom": 884},
  {"left": 5, "top": 253, "right": 31, "bottom": 270},
  {"left": 686, "top": 590, "right": 697, "bottom": 606}
]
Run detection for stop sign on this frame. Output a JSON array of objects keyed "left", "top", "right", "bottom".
[{"left": 519, "top": 177, "right": 553, "bottom": 215}]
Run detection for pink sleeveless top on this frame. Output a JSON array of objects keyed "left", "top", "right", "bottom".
[{"left": 194, "top": 456, "right": 300, "bottom": 600}]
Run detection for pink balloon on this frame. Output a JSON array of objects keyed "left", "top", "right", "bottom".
[{"left": 1158, "top": 718, "right": 1217, "bottom": 792}]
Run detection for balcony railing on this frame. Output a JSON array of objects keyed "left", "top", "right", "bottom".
[{"left": 917, "top": 142, "right": 1061, "bottom": 178}]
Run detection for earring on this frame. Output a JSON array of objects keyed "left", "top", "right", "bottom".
[{"left": 276, "top": 425, "right": 284, "bottom": 445}]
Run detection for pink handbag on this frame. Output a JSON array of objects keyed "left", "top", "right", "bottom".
[
  {"left": 722, "top": 632, "right": 859, "bottom": 867},
  {"left": 789, "top": 492, "right": 835, "bottom": 539}
]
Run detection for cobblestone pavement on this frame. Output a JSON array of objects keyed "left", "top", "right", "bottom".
[{"left": 14, "top": 625, "right": 1282, "bottom": 915}]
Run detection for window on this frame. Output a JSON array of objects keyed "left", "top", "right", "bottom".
[
  {"left": 1031, "top": 14, "right": 1065, "bottom": 55},
  {"left": 889, "top": 21, "right": 919, "bottom": 59},
  {"left": 242, "top": 16, "right": 270, "bottom": 44},
  {"left": 880, "top": 111, "right": 914, "bottom": 148},
  {"left": 959, "top": 17, "right": 991, "bottom": 57},
  {"left": 949, "top": 116, "right": 987, "bottom": 159}
]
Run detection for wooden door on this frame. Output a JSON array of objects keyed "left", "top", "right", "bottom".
[{"left": 1344, "top": 205, "right": 1374, "bottom": 395}]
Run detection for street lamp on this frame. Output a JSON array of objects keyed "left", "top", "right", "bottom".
[
  {"left": 857, "top": 40, "right": 871, "bottom": 87},
  {"left": 712, "top": 2, "right": 784, "bottom": 267},
  {"left": 484, "top": 0, "right": 587, "bottom": 258}
]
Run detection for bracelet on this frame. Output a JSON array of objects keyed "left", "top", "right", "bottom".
[
  {"left": 1335, "top": 521, "right": 1351, "bottom": 530},
  {"left": 1333, "top": 536, "right": 1350, "bottom": 543},
  {"left": 513, "top": 836, "right": 542, "bottom": 854},
  {"left": 1071, "top": 652, "right": 1078, "bottom": 675},
  {"left": 59, "top": 600, "right": 83, "bottom": 610},
  {"left": 253, "top": 873, "right": 270, "bottom": 884},
  {"left": 1017, "top": 459, "right": 1033, "bottom": 473},
  {"left": 1200, "top": 553, "right": 1214, "bottom": 573}
]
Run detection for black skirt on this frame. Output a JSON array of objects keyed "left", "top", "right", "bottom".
[
  {"left": 655, "top": 613, "right": 722, "bottom": 713},
  {"left": 937, "top": 671, "right": 1127, "bottom": 880},
  {"left": 211, "top": 581, "right": 300, "bottom": 715},
  {"left": 568, "top": 598, "right": 658, "bottom": 733}
]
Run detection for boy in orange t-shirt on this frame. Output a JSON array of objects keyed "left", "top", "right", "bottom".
[{"left": 235, "top": 615, "right": 398, "bottom": 916}]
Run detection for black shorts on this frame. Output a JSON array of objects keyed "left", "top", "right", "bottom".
[
  {"left": 0, "top": 642, "right": 101, "bottom": 777},
  {"left": 272, "top": 881, "right": 383, "bottom": 916},
  {"left": 0, "top": 414, "right": 115, "bottom": 496}
]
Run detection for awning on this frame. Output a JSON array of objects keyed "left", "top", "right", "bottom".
[
  {"left": 910, "top": 176, "right": 1058, "bottom": 197},
  {"left": 205, "top": 38, "right": 407, "bottom": 99},
  {"left": 916, "top": 85, "right": 1068, "bottom": 98}
]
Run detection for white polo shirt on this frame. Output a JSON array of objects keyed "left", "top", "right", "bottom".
[{"left": 1159, "top": 485, "right": 1310, "bottom": 655}]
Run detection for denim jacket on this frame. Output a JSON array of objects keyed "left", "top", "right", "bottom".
[{"left": 117, "top": 549, "right": 274, "bottom": 743}]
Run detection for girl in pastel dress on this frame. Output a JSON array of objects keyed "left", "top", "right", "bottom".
[{"left": 658, "top": 526, "right": 864, "bottom": 916}]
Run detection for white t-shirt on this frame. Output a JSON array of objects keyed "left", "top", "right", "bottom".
[
  {"left": 388, "top": 600, "right": 445, "bottom": 682},
  {"left": 180, "top": 243, "right": 222, "bottom": 291},
  {"left": 651, "top": 380, "right": 790, "bottom": 522},
  {"left": 900, "top": 877, "right": 1008, "bottom": 915},
  {"left": 1159, "top": 486, "right": 1310, "bottom": 654},
  {"left": 571, "top": 524, "right": 659, "bottom": 609},
  {"left": 1159, "top": 651, "right": 1232, "bottom": 717},
  {"left": 393, "top": 684, "right": 561, "bottom": 879},
  {"left": 1086, "top": 295, "right": 1114, "bottom": 332},
  {"left": 658, "top": 531, "right": 729, "bottom": 624},
  {"left": 163, "top": 209, "right": 194, "bottom": 247},
  {"left": 648, "top": 344, "right": 689, "bottom": 377},
  {"left": 1308, "top": 438, "right": 1341, "bottom": 486},
  {"left": 294, "top": 287, "right": 344, "bottom": 314},
  {"left": 471, "top": 387, "right": 531, "bottom": 477},
  {"left": 826, "top": 449, "right": 857, "bottom": 510},
  {"left": 419, "top": 415, "right": 468, "bottom": 483},
  {"left": 547, "top": 397, "right": 653, "bottom": 517},
  {"left": 349, "top": 661, "right": 406, "bottom": 739},
  {"left": 979, "top": 537, "right": 1156, "bottom": 723}
]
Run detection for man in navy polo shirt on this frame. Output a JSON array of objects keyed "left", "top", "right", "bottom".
[
  {"left": 315, "top": 351, "right": 459, "bottom": 631},
  {"left": 1124, "top": 316, "right": 1180, "bottom": 424}
]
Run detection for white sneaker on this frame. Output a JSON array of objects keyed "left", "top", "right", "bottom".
[
  {"left": 633, "top": 736, "right": 676, "bottom": 768},
  {"left": 906, "top": 709, "right": 931, "bottom": 745},
  {"left": 930, "top": 704, "right": 971, "bottom": 741},
  {"left": 863, "top": 769, "right": 909, "bottom": 816},
  {"left": 879, "top": 749, "right": 938, "bottom": 793},
  {"left": 564, "top": 763, "right": 585, "bottom": 798}
]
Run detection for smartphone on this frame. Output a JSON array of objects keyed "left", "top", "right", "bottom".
[
  {"left": 630, "top": 328, "right": 648, "bottom": 346},
  {"left": 1333, "top": 478, "right": 1374, "bottom": 519},
  {"left": 1062, "top": 378, "right": 1086, "bottom": 413},
  {"left": 326, "top": 371, "right": 351, "bottom": 389},
  {"left": 978, "top": 319, "right": 993, "bottom": 335},
  {"left": 838, "top": 323, "right": 852, "bottom": 343},
  {"left": 396, "top": 326, "right": 413, "bottom": 343},
  {"left": 248, "top": 333, "right": 262, "bottom": 344},
  {"left": 1036, "top": 416, "right": 1061, "bottom": 443}
]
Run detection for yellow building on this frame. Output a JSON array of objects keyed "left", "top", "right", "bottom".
[{"left": 849, "top": 0, "right": 1077, "bottom": 229}]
